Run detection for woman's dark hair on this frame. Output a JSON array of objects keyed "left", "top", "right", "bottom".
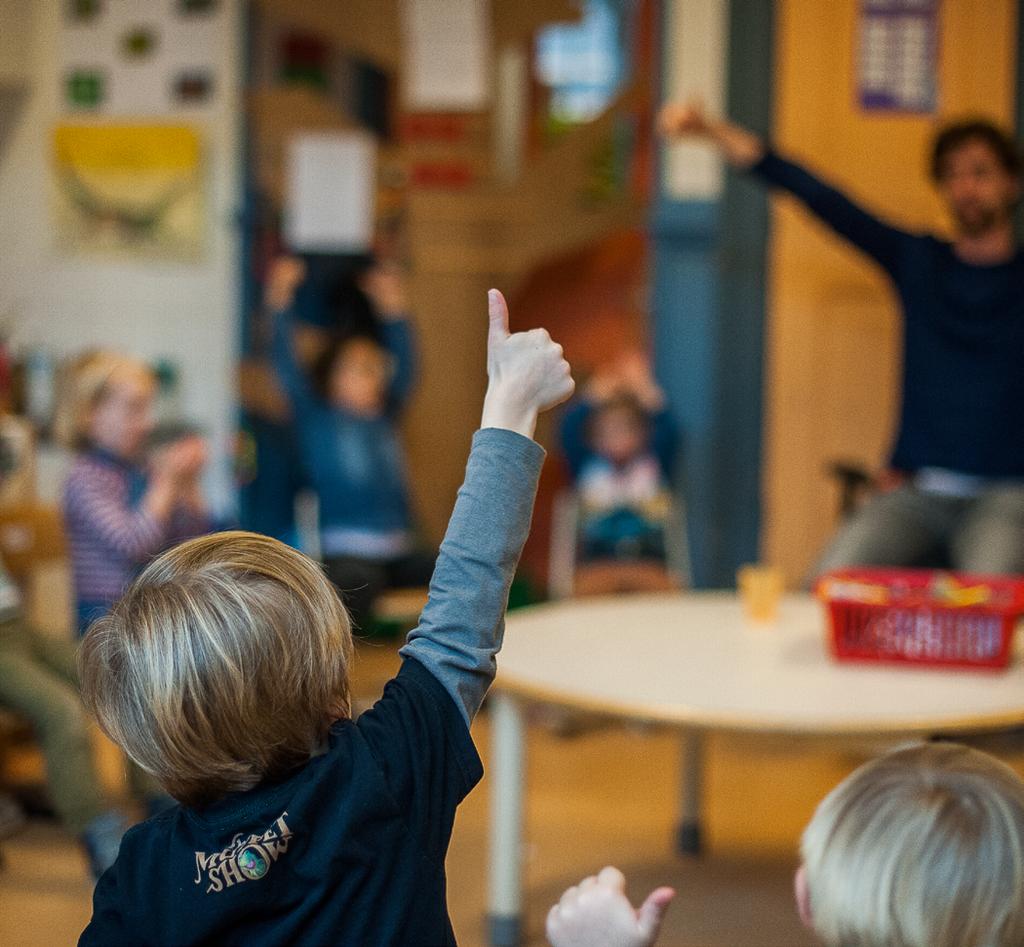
[{"left": 931, "top": 119, "right": 1021, "bottom": 182}]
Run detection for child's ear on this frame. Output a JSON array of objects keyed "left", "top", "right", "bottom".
[{"left": 794, "top": 865, "right": 814, "bottom": 930}]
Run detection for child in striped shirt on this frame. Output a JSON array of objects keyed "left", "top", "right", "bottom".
[{"left": 58, "top": 352, "right": 211, "bottom": 634}]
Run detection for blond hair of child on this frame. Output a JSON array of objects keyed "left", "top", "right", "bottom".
[
  {"left": 55, "top": 350, "right": 156, "bottom": 451},
  {"left": 800, "top": 742, "right": 1024, "bottom": 947},
  {"left": 79, "top": 530, "right": 353, "bottom": 806}
]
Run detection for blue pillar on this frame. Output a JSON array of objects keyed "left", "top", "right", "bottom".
[
  {"left": 651, "top": 201, "right": 721, "bottom": 587},
  {"left": 651, "top": 0, "right": 773, "bottom": 588}
]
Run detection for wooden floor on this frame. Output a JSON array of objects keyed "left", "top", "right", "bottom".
[{"left": 4, "top": 637, "right": 1024, "bottom": 946}]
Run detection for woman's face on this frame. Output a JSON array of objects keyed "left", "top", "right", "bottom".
[{"left": 89, "top": 370, "right": 157, "bottom": 460}]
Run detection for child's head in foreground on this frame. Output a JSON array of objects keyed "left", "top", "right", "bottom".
[
  {"left": 798, "top": 742, "right": 1024, "bottom": 947},
  {"left": 79, "top": 530, "right": 353, "bottom": 808}
]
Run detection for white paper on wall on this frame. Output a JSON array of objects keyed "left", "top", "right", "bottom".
[
  {"left": 284, "top": 132, "right": 376, "bottom": 253},
  {"left": 401, "top": 0, "right": 491, "bottom": 111}
]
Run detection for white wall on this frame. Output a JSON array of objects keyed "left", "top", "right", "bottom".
[{"left": 0, "top": 0, "right": 242, "bottom": 514}]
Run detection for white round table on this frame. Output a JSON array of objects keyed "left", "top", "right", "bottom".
[{"left": 486, "top": 592, "right": 1024, "bottom": 946}]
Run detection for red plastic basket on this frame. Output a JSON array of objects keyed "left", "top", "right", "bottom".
[{"left": 816, "top": 569, "right": 1024, "bottom": 671}]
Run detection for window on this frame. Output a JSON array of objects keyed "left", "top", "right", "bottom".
[{"left": 535, "top": 0, "right": 628, "bottom": 127}]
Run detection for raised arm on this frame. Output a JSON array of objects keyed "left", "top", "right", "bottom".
[
  {"left": 380, "top": 319, "right": 417, "bottom": 413},
  {"left": 649, "top": 408, "right": 678, "bottom": 480},
  {"left": 399, "top": 290, "right": 575, "bottom": 723},
  {"left": 266, "top": 256, "right": 318, "bottom": 411},
  {"left": 270, "top": 306, "right": 319, "bottom": 411},
  {"left": 560, "top": 398, "right": 596, "bottom": 480},
  {"left": 660, "top": 102, "right": 909, "bottom": 275},
  {"left": 363, "top": 262, "right": 418, "bottom": 411}
]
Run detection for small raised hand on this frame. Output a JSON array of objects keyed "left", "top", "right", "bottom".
[
  {"left": 265, "top": 256, "right": 307, "bottom": 312},
  {"left": 546, "top": 866, "right": 675, "bottom": 947},
  {"left": 658, "top": 100, "right": 712, "bottom": 138}
]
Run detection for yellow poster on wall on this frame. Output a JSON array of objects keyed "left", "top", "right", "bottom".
[{"left": 52, "top": 124, "right": 204, "bottom": 260}]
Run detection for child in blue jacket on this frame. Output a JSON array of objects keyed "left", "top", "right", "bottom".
[{"left": 268, "top": 257, "right": 433, "bottom": 628}]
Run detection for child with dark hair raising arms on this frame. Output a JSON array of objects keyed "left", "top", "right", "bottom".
[
  {"left": 559, "top": 352, "right": 679, "bottom": 594},
  {"left": 78, "top": 290, "right": 573, "bottom": 946},
  {"left": 267, "top": 256, "right": 433, "bottom": 629}
]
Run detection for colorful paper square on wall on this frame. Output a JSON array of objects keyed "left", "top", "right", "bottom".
[
  {"left": 67, "top": 0, "right": 102, "bottom": 23},
  {"left": 280, "top": 33, "right": 329, "bottom": 90},
  {"left": 121, "top": 27, "right": 159, "bottom": 60},
  {"left": 178, "top": 0, "right": 218, "bottom": 14},
  {"left": 52, "top": 124, "right": 205, "bottom": 260},
  {"left": 173, "top": 71, "right": 214, "bottom": 104},
  {"left": 66, "top": 70, "right": 105, "bottom": 109},
  {"left": 858, "top": 0, "right": 939, "bottom": 113}
]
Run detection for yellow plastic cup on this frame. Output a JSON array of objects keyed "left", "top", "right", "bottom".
[{"left": 737, "top": 564, "right": 784, "bottom": 624}]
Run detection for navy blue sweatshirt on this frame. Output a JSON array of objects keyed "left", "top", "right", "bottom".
[{"left": 752, "top": 149, "right": 1024, "bottom": 479}]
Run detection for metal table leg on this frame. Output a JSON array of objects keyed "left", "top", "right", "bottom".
[
  {"left": 677, "top": 729, "right": 705, "bottom": 856},
  {"left": 488, "top": 693, "right": 526, "bottom": 946}
]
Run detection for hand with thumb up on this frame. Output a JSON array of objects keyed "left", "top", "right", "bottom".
[{"left": 480, "top": 289, "right": 575, "bottom": 439}]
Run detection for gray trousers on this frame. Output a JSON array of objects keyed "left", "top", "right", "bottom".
[
  {"left": 0, "top": 619, "right": 162, "bottom": 835},
  {"left": 813, "top": 484, "right": 1024, "bottom": 579},
  {"left": 0, "top": 619, "right": 107, "bottom": 834}
]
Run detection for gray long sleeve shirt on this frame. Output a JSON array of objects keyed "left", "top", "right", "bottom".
[{"left": 400, "top": 427, "right": 545, "bottom": 724}]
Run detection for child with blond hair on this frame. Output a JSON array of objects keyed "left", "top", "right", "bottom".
[
  {"left": 77, "top": 291, "right": 573, "bottom": 945},
  {"left": 59, "top": 351, "right": 210, "bottom": 633},
  {"left": 548, "top": 742, "right": 1024, "bottom": 947},
  {"left": 796, "top": 741, "right": 1024, "bottom": 947}
]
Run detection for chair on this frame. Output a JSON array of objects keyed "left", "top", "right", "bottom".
[
  {"left": 548, "top": 488, "right": 701, "bottom": 847},
  {"left": 548, "top": 488, "right": 691, "bottom": 600},
  {"left": 294, "top": 489, "right": 428, "bottom": 635},
  {"left": 826, "top": 460, "right": 876, "bottom": 519},
  {"left": 0, "top": 503, "right": 70, "bottom": 832},
  {"left": 0, "top": 503, "right": 68, "bottom": 584}
]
